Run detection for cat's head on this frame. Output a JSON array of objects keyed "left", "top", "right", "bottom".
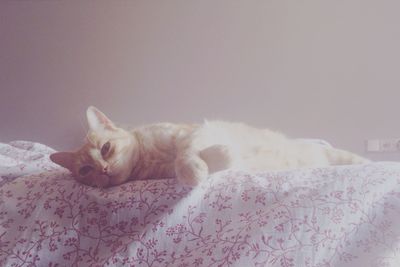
[{"left": 50, "top": 106, "right": 137, "bottom": 188}]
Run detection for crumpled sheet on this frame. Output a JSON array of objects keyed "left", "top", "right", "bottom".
[{"left": 1, "top": 141, "right": 400, "bottom": 267}]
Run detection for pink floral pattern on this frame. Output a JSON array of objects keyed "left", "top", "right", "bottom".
[{"left": 1, "top": 141, "right": 400, "bottom": 266}]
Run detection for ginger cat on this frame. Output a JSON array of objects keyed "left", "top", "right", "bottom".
[{"left": 50, "top": 106, "right": 369, "bottom": 188}]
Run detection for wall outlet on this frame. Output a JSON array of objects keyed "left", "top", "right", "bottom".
[{"left": 366, "top": 138, "right": 400, "bottom": 152}]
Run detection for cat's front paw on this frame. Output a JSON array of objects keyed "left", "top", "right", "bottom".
[
  {"left": 199, "top": 145, "right": 233, "bottom": 173},
  {"left": 175, "top": 154, "right": 209, "bottom": 186}
]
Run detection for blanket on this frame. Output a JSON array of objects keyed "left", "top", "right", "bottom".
[{"left": 1, "top": 141, "right": 400, "bottom": 266}]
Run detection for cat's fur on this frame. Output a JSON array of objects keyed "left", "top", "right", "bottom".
[{"left": 50, "top": 106, "right": 369, "bottom": 188}]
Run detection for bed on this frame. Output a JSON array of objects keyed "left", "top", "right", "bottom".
[{"left": 1, "top": 141, "right": 400, "bottom": 266}]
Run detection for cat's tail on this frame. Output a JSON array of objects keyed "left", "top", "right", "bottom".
[{"left": 325, "top": 148, "right": 370, "bottom": 165}]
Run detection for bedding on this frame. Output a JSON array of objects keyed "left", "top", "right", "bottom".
[{"left": 1, "top": 141, "right": 400, "bottom": 267}]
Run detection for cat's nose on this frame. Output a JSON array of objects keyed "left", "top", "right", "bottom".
[{"left": 102, "top": 165, "right": 108, "bottom": 174}]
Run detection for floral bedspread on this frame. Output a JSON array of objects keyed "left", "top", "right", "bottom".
[{"left": 1, "top": 141, "right": 400, "bottom": 267}]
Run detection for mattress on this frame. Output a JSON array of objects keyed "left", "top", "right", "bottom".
[{"left": 1, "top": 141, "right": 400, "bottom": 266}]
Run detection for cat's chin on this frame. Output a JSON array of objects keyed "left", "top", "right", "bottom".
[
  {"left": 79, "top": 174, "right": 110, "bottom": 188},
  {"left": 108, "top": 175, "right": 131, "bottom": 187}
]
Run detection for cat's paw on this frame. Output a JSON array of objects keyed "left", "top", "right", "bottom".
[
  {"left": 175, "top": 154, "right": 209, "bottom": 186},
  {"left": 199, "top": 145, "right": 233, "bottom": 173}
]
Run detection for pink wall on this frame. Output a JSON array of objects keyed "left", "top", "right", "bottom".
[{"left": 1, "top": 1, "right": 400, "bottom": 160}]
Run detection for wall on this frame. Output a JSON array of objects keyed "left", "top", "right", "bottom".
[{"left": 1, "top": 1, "right": 399, "bottom": 160}]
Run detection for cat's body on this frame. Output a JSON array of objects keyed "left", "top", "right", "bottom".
[{"left": 50, "top": 107, "right": 369, "bottom": 188}]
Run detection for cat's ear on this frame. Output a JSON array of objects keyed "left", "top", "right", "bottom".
[
  {"left": 50, "top": 152, "right": 74, "bottom": 170},
  {"left": 86, "top": 106, "right": 116, "bottom": 132}
]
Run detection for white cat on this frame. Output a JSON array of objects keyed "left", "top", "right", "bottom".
[{"left": 50, "top": 106, "right": 369, "bottom": 188}]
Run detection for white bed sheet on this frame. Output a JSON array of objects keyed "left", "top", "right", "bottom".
[{"left": 1, "top": 141, "right": 400, "bottom": 266}]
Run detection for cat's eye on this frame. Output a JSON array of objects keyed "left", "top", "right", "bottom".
[
  {"left": 101, "top": 141, "right": 111, "bottom": 157},
  {"left": 79, "top": 165, "right": 93, "bottom": 176}
]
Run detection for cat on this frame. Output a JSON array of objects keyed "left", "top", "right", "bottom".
[{"left": 50, "top": 106, "right": 369, "bottom": 188}]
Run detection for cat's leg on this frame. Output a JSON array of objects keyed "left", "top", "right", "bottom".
[
  {"left": 325, "top": 148, "right": 370, "bottom": 165},
  {"left": 174, "top": 151, "right": 209, "bottom": 186}
]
